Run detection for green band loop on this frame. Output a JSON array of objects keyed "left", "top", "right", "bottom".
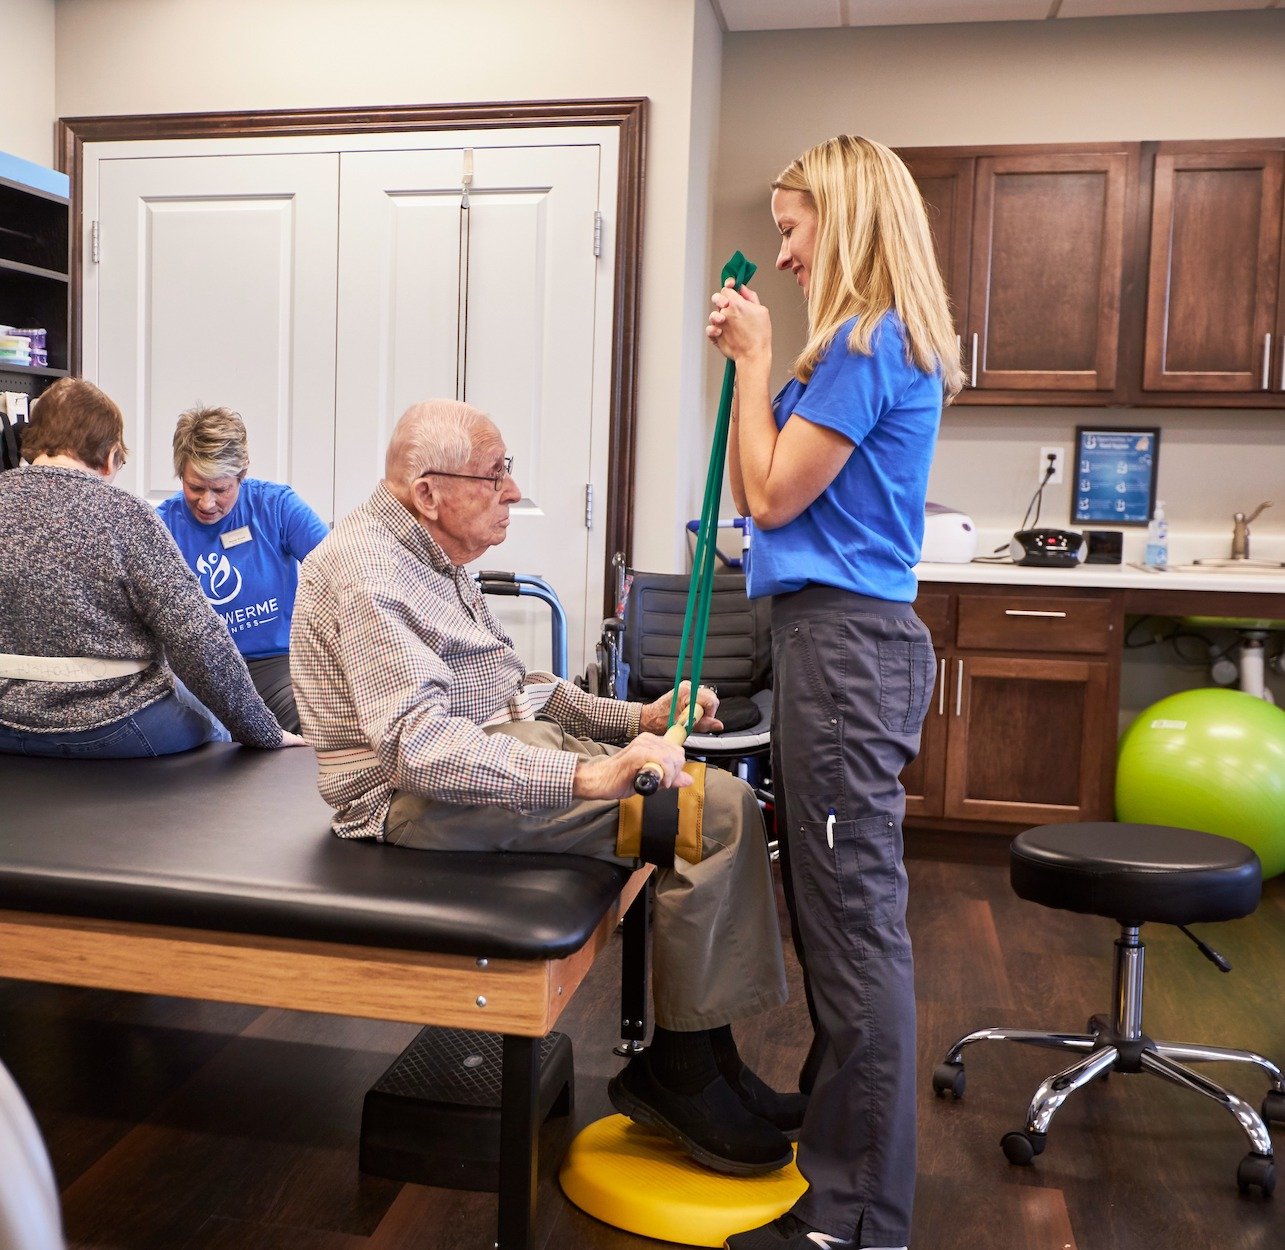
[{"left": 668, "top": 251, "right": 757, "bottom": 732}]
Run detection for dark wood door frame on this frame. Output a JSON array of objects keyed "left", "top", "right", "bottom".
[{"left": 58, "top": 97, "right": 646, "bottom": 592}]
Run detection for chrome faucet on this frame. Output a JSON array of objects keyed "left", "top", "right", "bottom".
[{"left": 1231, "top": 501, "right": 1272, "bottom": 560}]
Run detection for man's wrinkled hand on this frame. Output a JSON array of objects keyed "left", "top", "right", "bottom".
[
  {"left": 640, "top": 680, "right": 722, "bottom": 735},
  {"left": 572, "top": 732, "right": 692, "bottom": 800}
]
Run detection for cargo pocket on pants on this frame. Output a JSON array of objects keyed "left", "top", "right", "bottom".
[
  {"left": 878, "top": 639, "right": 937, "bottom": 735},
  {"left": 797, "top": 810, "right": 905, "bottom": 940}
]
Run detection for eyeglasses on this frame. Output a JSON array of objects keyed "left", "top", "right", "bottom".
[{"left": 417, "top": 456, "right": 514, "bottom": 492}]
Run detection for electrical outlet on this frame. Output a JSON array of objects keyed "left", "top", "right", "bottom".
[{"left": 1039, "top": 445, "right": 1065, "bottom": 486}]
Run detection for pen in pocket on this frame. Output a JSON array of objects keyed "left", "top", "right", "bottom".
[{"left": 826, "top": 807, "right": 836, "bottom": 849}]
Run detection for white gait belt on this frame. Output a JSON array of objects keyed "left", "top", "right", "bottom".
[{"left": 0, "top": 654, "right": 151, "bottom": 682}]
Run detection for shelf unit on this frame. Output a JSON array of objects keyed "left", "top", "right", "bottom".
[{"left": 0, "top": 152, "right": 71, "bottom": 403}]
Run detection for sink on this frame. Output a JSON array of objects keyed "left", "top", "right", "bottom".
[{"left": 1166, "top": 559, "right": 1285, "bottom": 574}]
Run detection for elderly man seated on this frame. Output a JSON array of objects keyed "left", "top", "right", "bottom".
[{"left": 291, "top": 399, "right": 804, "bottom": 1176}]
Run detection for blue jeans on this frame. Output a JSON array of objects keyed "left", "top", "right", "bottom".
[{"left": 0, "top": 684, "right": 231, "bottom": 758}]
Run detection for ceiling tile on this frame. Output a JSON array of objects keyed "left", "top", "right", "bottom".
[
  {"left": 1060, "top": 0, "right": 1266, "bottom": 16},
  {"left": 843, "top": 0, "right": 1052, "bottom": 24},
  {"left": 717, "top": 0, "right": 1276, "bottom": 30},
  {"left": 718, "top": 0, "right": 843, "bottom": 32}
]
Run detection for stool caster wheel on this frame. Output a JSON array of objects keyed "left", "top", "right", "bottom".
[
  {"left": 1237, "top": 1152, "right": 1276, "bottom": 1197},
  {"left": 932, "top": 1062, "right": 965, "bottom": 1099},
  {"left": 1001, "top": 1130, "right": 1046, "bottom": 1166},
  {"left": 1262, "top": 1091, "right": 1285, "bottom": 1126}
]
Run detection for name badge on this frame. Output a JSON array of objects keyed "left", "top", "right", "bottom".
[{"left": 220, "top": 526, "right": 253, "bottom": 549}]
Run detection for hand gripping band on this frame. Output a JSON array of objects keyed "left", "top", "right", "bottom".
[{"left": 617, "top": 761, "right": 707, "bottom": 866}]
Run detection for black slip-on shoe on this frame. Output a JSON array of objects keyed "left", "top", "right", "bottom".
[
  {"left": 725, "top": 1062, "right": 809, "bottom": 1138},
  {"left": 608, "top": 1055, "right": 794, "bottom": 1177},
  {"left": 724, "top": 1211, "right": 854, "bottom": 1249}
]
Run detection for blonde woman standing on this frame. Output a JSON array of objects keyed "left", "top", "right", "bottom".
[{"left": 707, "top": 135, "right": 963, "bottom": 1250}]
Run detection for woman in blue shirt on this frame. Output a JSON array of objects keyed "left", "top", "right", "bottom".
[
  {"left": 158, "top": 407, "right": 329, "bottom": 734},
  {"left": 707, "top": 136, "right": 964, "bottom": 1250}
]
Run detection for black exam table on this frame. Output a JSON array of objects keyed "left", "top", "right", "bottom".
[{"left": 0, "top": 744, "right": 649, "bottom": 1250}]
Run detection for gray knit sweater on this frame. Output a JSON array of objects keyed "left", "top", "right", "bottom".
[{"left": 0, "top": 465, "right": 282, "bottom": 747}]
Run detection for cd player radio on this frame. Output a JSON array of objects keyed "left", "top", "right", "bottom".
[{"left": 1010, "top": 528, "right": 1087, "bottom": 568}]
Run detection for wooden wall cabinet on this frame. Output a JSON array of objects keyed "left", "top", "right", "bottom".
[
  {"left": 902, "top": 137, "right": 1285, "bottom": 408},
  {"left": 0, "top": 167, "right": 70, "bottom": 405},
  {"left": 1143, "top": 141, "right": 1285, "bottom": 397},
  {"left": 900, "top": 144, "right": 1140, "bottom": 404},
  {"left": 903, "top": 583, "right": 1120, "bottom": 833}
]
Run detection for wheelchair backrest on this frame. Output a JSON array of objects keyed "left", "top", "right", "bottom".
[{"left": 621, "top": 571, "right": 771, "bottom": 702}]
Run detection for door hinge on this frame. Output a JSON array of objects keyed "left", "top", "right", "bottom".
[
  {"left": 593, "top": 211, "right": 602, "bottom": 258},
  {"left": 90, "top": 220, "right": 100, "bottom": 264},
  {"left": 584, "top": 483, "right": 594, "bottom": 530}
]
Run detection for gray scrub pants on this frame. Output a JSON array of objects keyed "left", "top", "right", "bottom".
[
  {"left": 247, "top": 652, "right": 301, "bottom": 734},
  {"left": 771, "top": 586, "right": 935, "bottom": 1249},
  {"left": 384, "top": 720, "right": 789, "bottom": 1032}
]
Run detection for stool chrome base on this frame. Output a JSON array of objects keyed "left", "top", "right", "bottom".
[{"left": 934, "top": 924, "right": 1285, "bottom": 1196}]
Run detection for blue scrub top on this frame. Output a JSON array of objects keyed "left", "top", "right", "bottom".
[
  {"left": 747, "top": 313, "right": 942, "bottom": 603},
  {"left": 158, "top": 477, "right": 328, "bottom": 658}
]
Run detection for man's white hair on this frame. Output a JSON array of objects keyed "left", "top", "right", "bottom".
[{"left": 386, "top": 400, "right": 492, "bottom": 488}]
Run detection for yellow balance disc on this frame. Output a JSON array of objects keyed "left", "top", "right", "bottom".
[{"left": 559, "top": 1115, "right": 807, "bottom": 1248}]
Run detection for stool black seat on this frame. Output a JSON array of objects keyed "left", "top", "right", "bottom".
[
  {"left": 1011, "top": 822, "right": 1263, "bottom": 925},
  {"left": 934, "top": 821, "right": 1285, "bottom": 1197}
]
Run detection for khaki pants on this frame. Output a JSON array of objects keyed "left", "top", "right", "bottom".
[{"left": 384, "top": 720, "right": 788, "bottom": 1031}]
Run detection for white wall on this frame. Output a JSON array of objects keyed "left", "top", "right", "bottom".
[
  {"left": 715, "top": 11, "right": 1285, "bottom": 550},
  {"left": 3, "top": 0, "right": 55, "bottom": 164},
  {"left": 667, "top": 0, "right": 725, "bottom": 571},
  {"left": 53, "top": 0, "right": 721, "bottom": 573},
  {"left": 41, "top": 3, "right": 1285, "bottom": 584}
]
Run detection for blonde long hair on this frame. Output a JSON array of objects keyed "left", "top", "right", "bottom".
[{"left": 773, "top": 135, "right": 964, "bottom": 400}]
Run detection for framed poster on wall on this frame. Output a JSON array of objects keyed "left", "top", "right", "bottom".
[{"left": 1072, "top": 426, "right": 1159, "bottom": 526}]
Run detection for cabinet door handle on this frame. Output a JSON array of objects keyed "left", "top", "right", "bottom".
[
  {"left": 938, "top": 657, "right": 946, "bottom": 716},
  {"left": 955, "top": 659, "right": 963, "bottom": 717},
  {"left": 1279, "top": 335, "right": 1284, "bottom": 392},
  {"left": 1264, "top": 333, "right": 1273, "bottom": 391},
  {"left": 1004, "top": 609, "right": 1067, "bottom": 618},
  {"left": 969, "top": 332, "right": 979, "bottom": 388}
]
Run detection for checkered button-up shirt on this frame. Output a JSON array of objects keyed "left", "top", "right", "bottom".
[{"left": 290, "top": 483, "right": 639, "bottom": 838}]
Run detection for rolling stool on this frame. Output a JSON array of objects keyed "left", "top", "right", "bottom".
[{"left": 933, "top": 822, "right": 1285, "bottom": 1195}]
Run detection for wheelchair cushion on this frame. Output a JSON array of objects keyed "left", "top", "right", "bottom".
[
  {"left": 1010, "top": 822, "right": 1262, "bottom": 926},
  {"left": 712, "top": 696, "right": 760, "bottom": 733},
  {"left": 686, "top": 691, "right": 771, "bottom": 757}
]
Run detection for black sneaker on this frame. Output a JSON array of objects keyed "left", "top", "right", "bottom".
[
  {"left": 608, "top": 1053, "right": 794, "bottom": 1176},
  {"left": 724, "top": 1062, "right": 809, "bottom": 1138},
  {"left": 724, "top": 1211, "right": 854, "bottom": 1249}
]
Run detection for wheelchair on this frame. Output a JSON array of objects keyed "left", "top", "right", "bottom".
[{"left": 579, "top": 554, "right": 776, "bottom": 847}]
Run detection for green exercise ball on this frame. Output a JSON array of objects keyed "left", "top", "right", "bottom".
[{"left": 1116, "top": 688, "right": 1285, "bottom": 879}]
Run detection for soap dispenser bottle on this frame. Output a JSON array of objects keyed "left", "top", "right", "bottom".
[{"left": 1144, "top": 500, "right": 1168, "bottom": 568}]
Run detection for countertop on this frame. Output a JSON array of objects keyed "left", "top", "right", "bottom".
[
  {"left": 915, "top": 528, "right": 1285, "bottom": 597},
  {"left": 915, "top": 560, "right": 1285, "bottom": 594}
]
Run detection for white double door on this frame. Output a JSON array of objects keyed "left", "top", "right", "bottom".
[{"left": 84, "top": 134, "right": 612, "bottom": 672}]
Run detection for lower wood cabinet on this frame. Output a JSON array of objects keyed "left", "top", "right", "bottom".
[{"left": 903, "top": 584, "right": 1121, "bottom": 833}]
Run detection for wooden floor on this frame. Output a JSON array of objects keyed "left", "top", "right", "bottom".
[{"left": 3, "top": 832, "right": 1283, "bottom": 1250}]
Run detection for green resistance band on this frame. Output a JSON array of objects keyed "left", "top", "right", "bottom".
[{"left": 634, "top": 250, "right": 756, "bottom": 797}]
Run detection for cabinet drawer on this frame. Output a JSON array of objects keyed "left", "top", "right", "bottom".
[
  {"left": 955, "top": 594, "right": 1114, "bottom": 654},
  {"left": 913, "top": 590, "right": 952, "bottom": 647}
]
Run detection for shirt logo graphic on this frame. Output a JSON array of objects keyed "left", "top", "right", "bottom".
[{"left": 196, "top": 549, "right": 243, "bottom": 606}]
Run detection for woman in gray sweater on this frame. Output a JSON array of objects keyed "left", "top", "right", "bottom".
[{"left": 0, "top": 378, "right": 299, "bottom": 757}]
